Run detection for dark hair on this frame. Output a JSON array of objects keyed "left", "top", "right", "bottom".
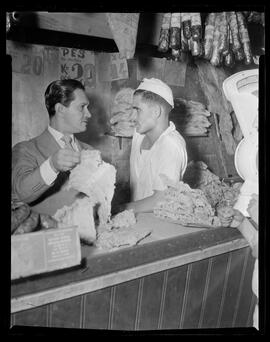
[
  {"left": 133, "top": 89, "right": 172, "bottom": 113},
  {"left": 45, "top": 79, "right": 85, "bottom": 118}
]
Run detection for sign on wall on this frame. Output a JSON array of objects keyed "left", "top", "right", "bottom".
[
  {"left": 59, "top": 47, "right": 96, "bottom": 89},
  {"left": 97, "top": 52, "right": 129, "bottom": 82}
]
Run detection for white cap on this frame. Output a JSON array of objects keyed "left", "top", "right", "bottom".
[{"left": 136, "top": 78, "right": 174, "bottom": 108}]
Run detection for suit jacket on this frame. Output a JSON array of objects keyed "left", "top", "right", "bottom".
[{"left": 12, "top": 129, "right": 93, "bottom": 216}]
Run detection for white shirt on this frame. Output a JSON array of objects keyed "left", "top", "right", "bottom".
[
  {"left": 130, "top": 121, "right": 187, "bottom": 201},
  {"left": 40, "top": 126, "right": 79, "bottom": 185}
]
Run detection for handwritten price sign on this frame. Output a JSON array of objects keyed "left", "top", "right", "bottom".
[
  {"left": 59, "top": 47, "right": 96, "bottom": 89},
  {"left": 97, "top": 52, "right": 129, "bottom": 82},
  {"left": 7, "top": 42, "right": 44, "bottom": 76},
  {"left": 110, "top": 53, "right": 129, "bottom": 80}
]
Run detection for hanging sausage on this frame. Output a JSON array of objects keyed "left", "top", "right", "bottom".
[
  {"left": 190, "top": 13, "right": 202, "bottom": 41},
  {"left": 181, "top": 13, "right": 192, "bottom": 39},
  {"left": 203, "top": 13, "right": 216, "bottom": 60},
  {"left": 170, "top": 13, "right": 181, "bottom": 60},
  {"left": 156, "top": 11, "right": 257, "bottom": 67},
  {"left": 158, "top": 13, "right": 172, "bottom": 53},
  {"left": 236, "top": 12, "right": 252, "bottom": 65}
]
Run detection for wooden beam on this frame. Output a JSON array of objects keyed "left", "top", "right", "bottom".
[{"left": 14, "top": 12, "right": 114, "bottom": 40}]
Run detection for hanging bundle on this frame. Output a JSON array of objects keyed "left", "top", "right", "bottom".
[
  {"left": 157, "top": 12, "right": 256, "bottom": 66},
  {"left": 158, "top": 13, "right": 172, "bottom": 53},
  {"left": 170, "top": 13, "right": 181, "bottom": 60}
]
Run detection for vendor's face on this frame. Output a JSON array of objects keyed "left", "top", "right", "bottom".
[
  {"left": 133, "top": 94, "right": 157, "bottom": 134},
  {"left": 62, "top": 89, "right": 91, "bottom": 134}
]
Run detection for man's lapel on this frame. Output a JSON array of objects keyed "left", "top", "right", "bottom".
[{"left": 35, "top": 129, "right": 61, "bottom": 159}]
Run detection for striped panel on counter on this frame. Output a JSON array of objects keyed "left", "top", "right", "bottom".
[{"left": 11, "top": 246, "right": 256, "bottom": 330}]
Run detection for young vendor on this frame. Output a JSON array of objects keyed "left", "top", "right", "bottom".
[
  {"left": 123, "top": 78, "right": 188, "bottom": 214},
  {"left": 12, "top": 79, "right": 93, "bottom": 216}
]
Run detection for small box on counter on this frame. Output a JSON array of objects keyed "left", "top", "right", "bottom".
[{"left": 11, "top": 226, "right": 81, "bottom": 280}]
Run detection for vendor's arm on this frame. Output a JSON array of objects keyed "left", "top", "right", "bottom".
[{"left": 119, "top": 190, "right": 164, "bottom": 214}]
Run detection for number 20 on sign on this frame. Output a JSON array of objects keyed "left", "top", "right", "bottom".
[{"left": 20, "top": 54, "right": 43, "bottom": 76}]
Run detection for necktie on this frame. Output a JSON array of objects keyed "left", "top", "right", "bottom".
[{"left": 61, "top": 135, "right": 74, "bottom": 150}]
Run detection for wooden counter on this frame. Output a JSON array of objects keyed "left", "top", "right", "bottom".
[{"left": 10, "top": 214, "right": 256, "bottom": 330}]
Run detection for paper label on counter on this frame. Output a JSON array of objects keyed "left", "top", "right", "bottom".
[
  {"left": 45, "top": 228, "right": 81, "bottom": 269},
  {"left": 11, "top": 227, "right": 81, "bottom": 280}
]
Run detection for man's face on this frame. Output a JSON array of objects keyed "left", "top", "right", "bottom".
[
  {"left": 62, "top": 89, "right": 91, "bottom": 134},
  {"left": 133, "top": 94, "right": 157, "bottom": 134}
]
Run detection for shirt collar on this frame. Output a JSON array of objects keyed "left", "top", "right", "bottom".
[
  {"left": 48, "top": 126, "right": 75, "bottom": 145},
  {"left": 159, "top": 121, "right": 176, "bottom": 139},
  {"left": 135, "top": 121, "right": 176, "bottom": 140}
]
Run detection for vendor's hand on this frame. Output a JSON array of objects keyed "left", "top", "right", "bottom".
[
  {"left": 152, "top": 190, "right": 166, "bottom": 207},
  {"left": 50, "top": 148, "right": 81, "bottom": 172}
]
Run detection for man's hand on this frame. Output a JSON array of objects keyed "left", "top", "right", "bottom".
[
  {"left": 50, "top": 148, "right": 81, "bottom": 172},
  {"left": 230, "top": 209, "right": 245, "bottom": 227}
]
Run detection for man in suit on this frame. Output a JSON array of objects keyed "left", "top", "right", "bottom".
[{"left": 12, "top": 79, "right": 93, "bottom": 216}]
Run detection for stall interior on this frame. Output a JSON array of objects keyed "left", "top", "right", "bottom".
[{"left": 8, "top": 11, "right": 263, "bottom": 275}]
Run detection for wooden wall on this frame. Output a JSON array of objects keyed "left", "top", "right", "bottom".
[{"left": 11, "top": 246, "right": 256, "bottom": 330}]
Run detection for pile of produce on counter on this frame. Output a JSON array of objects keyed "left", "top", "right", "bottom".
[
  {"left": 11, "top": 198, "right": 150, "bottom": 251},
  {"left": 109, "top": 88, "right": 136, "bottom": 137},
  {"left": 183, "top": 161, "right": 242, "bottom": 227},
  {"left": 11, "top": 201, "right": 58, "bottom": 235},
  {"left": 172, "top": 97, "right": 211, "bottom": 136},
  {"left": 154, "top": 162, "right": 242, "bottom": 227},
  {"left": 183, "top": 161, "right": 242, "bottom": 208},
  {"left": 153, "top": 175, "right": 222, "bottom": 227},
  {"left": 158, "top": 12, "right": 259, "bottom": 66},
  {"left": 95, "top": 209, "right": 151, "bottom": 251}
]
